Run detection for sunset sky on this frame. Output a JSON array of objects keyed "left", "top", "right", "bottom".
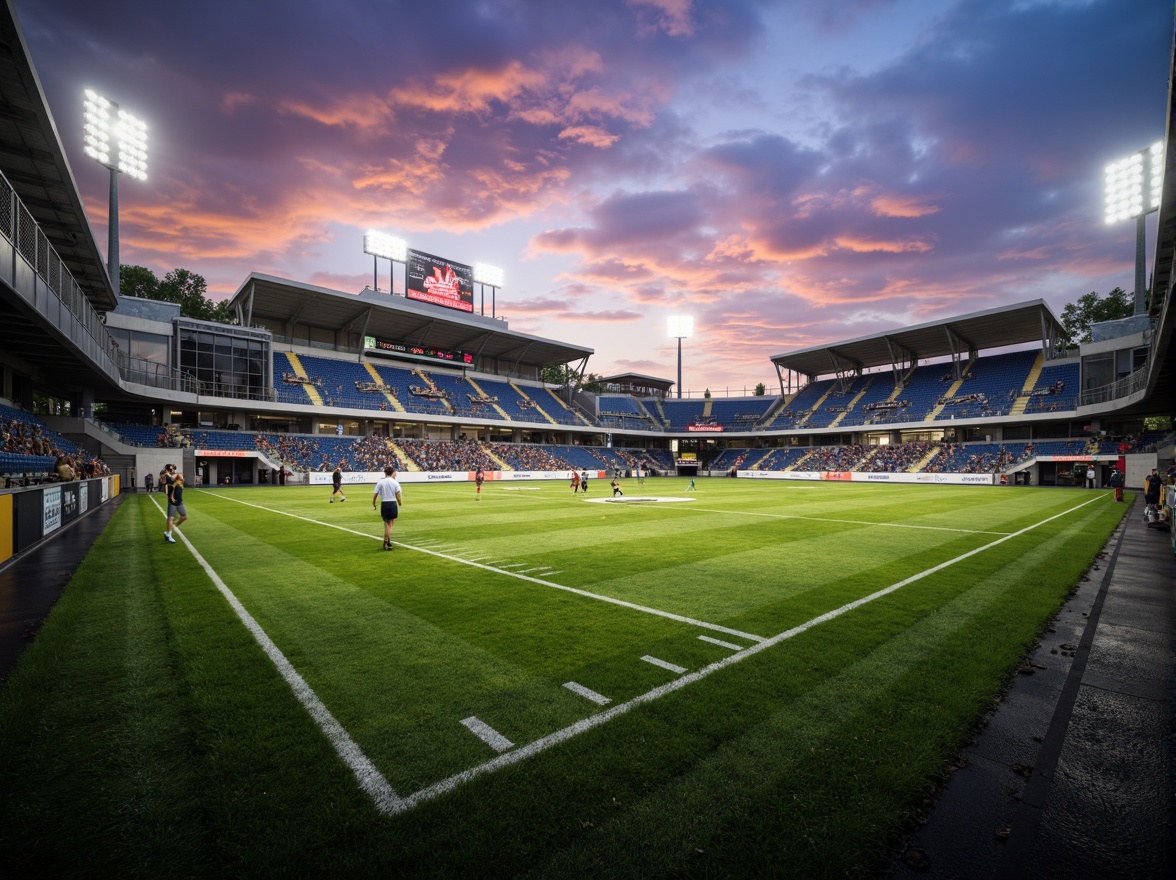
[{"left": 17, "top": 0, "right": 1170, "bottom": 394}]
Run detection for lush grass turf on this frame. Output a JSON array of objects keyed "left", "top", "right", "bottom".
[{"left": 0, "top": 478, "right": 1129, "bottom": 877}]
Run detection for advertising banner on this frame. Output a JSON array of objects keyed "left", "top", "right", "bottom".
[
  {"left": 736, "top": 470, "right": 994, "bottom": 486},
  {"left": 42, "top": 486, "right": 62, "bottom": 535},
  {"left": 306, "top": 470, "right": 603, "bottom": 485},
  {"left": 406, "top": 249, "right": 474, "bottom": 313}
]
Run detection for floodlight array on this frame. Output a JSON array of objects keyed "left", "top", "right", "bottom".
[
  {"left": 474, "top": 262, "right": 504, "bottom": 287},
  {"left": 83, "top": 90, "right": 111, "bottom": 166},
  {"left": 1104, "top": 141, "right": 1163, "bottom": 224},
  {"left": 84, "top": 90, "right": 148, "bottom": 180},
  {"left": 363, "top": 230, "right": 407, "bottom": 262},
  {"left": 668, "top": 315, "right": 694, "bottom": 339},
  {"left": 116, "top": 109, "right": 148, "bottom": 180}
]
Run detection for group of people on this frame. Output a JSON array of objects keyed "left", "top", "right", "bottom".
[{"left": 1, "top": 410, "right": 110, "bottom": 483}]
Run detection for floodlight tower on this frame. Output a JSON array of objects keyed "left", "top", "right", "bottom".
[
  {"left": 668, "top": 315, "right": 694, "bottom": 399},
  {"left": 363, "top": 231, "right": 407, "bottom": 293},
  {"left": 474, "top": 263, "right": 504, "bottom": 318},
  {"left": 83, "top": 90, "right": 148, "bottom": 295},
  {"left": 1104, "top": 142, "right": 1163, "bottom": 315}
]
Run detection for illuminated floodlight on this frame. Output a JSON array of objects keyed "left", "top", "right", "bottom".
[
  {"left": 83, "top": 90, "right": 150, "bottom": 293},
  {"left": 474, "top": 262, "right": 504, "bottom": 288},
  {"left": 668, "top": 315, "right": 694, "bottom": 398},
  {"left": 116, "top": 109, "right": 148, "bottom": 180},
  {"left": 363, "top": 230, "right": 407, "bottom": 262},
  {"left": 83, "top": 90, "right": 148, "bottom": 180},
  {"left": 83, "top": 90, "right": 111, "bottom": 165},
  {"left": 667, "top": 315, "right": 694, "bottom": 339},
  {"left": 1104, "top": 142, "right": 1162, "bottom": 224},
  {"left": 1103, "top": 141, "right": 1164, "bottom": 317}
]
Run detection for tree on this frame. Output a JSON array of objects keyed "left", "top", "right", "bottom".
[
  {"left": 119, "top": 264, "right": 234, "bottom": 324},
  {"left": 754, "top": 383, "right": 766, "bottom": 396},
  {"left": 1060, "top": 287, "right": 1133, "bottom": 344},
  {"left": 540, "top": 364, "right": 579, "bottom": 386}
]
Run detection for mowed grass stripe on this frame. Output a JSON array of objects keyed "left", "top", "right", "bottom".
[
  {"left": 1, "top": 481, "right": 1130, "bottom": 877},
  {"left": 145, "top": 496, "right": 404, "bottom": 813},
  {"left": 197, "top": 488, "right": 766, "bottom": 641},
  {"left": 523, "top": 501, "right": 1114, "bottom": 877},
  {"left": 163, "top": 497, "right": 670, "bottom": 788},
  {"left": 392, "top": 493, "right": 1109, "bottom": 813}
]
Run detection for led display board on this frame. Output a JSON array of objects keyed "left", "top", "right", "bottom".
[{"left": 406, "top": 249, "right": 474, "bottom": 313}]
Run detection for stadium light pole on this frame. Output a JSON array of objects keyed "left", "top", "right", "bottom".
[
  {"left": 83, "top": 89, "right": 148, "bottom": 295},
  {"left": 474, "top": 263, "right": 504, "bottom": 318},
  {"left": 1104, "top": 141, "right": 1163, "bottom": 316},
  {"left": 363, "top": 231, "right": 407, "bottom": 294},
  {"left": 668, "top": 315, "right": 693, "bottom": 399}
]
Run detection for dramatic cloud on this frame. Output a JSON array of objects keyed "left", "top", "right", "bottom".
[{"left": 16, "top": 0, "right": 1168, "bottom": 392}]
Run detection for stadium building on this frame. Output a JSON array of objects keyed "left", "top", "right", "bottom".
[
  {"left": 0, "top": 0, "right": 1172, "bottom": 509},
  {"left": 1, "top": 1, "right": 1174, "bottom": 875}
]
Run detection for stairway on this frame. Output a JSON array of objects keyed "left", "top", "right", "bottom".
[
  {"left": 787, "top": 450, "right": 816, "bottom": 471},
  {"left": 414, "top": 370, "right": 455, "bottom": 413},
  {"left": 511, "top": 385, "right": 558, "bottom": 424},
  {"left": 830, "top": 378, "right": 872, "bottom": 428},
  {"left": 465, "top": 377, "right": 512, "bottom": 420},
  {"left": 363, "top": 363, "right": 406, "bottom": 412},
  {"left": 910, "top": 444, "right": 942, "bottom": 473},
  {"left": 1008, "top": 352, "right": 1044, "bottom": 416},
  {"left": 284, "top": 353, "right": 324, "bottom": 406},
  {"left": 925, "top": 356, "right": 975, "bottom": 421}
]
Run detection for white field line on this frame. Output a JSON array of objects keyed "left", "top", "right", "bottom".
[
  {"left": 201, "top": 491, "right": 766, "bottom": 644},
  {"left": 686, "top": 505, "right": 1010, "bottom": 535},
  {"left": 698, "top": 635, "right": 745, "bottom": 651},
  {"left": 147, "top": 496, "right": 402, "bottom": 813},
  {"left": 641, "top": 655, "right": 688, "bottom": 674},
  {"left": 563, "top": 681, "right": 612, "bottom": 705},
  {"left": 394, "top": 494, "right": 1107, "bottom": 815},
  {"left": 460, "top": 716, "right": 514, "bottom": 753}
]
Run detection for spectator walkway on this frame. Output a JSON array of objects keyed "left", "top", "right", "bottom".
[
  {"left": 889, "top": 495, "right": 1174, "bottom": 878},
  {"left": 0, "top": 493, "right": 125, "bottom": 682}
]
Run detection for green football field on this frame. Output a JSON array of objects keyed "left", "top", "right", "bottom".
[{"left": 0, "top": 478, "right": 1129, "bottom": 877}]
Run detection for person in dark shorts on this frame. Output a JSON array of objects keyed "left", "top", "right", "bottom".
[
  {"left": 165, "top": 473, "right": 187, "bottom": 543},
  {"left": 330, "top": 466, "right": 347, "bottom": 503},
  {"left": 372, "top": 466, "right": 404, "bottom": 550},
  {"left": 611, "top": 478, "right": 624, "bottom": 497},
  {"left": 475, "top": 466, "right": 485, "bottom": 500}
]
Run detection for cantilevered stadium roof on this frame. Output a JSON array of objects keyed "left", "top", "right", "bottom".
[
  {"left": 227, "top": 272, "right": 594, "bottom": 370},
  {"left": 770, "top": 300, "right": 1067, "bottom": 379},
  {"left": 0, "top": 1, "right": 115, "bottom": 310}
]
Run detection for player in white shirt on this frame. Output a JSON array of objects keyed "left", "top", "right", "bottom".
[{"left": 372, "top": 465, "right": 404, "bottom": 550}]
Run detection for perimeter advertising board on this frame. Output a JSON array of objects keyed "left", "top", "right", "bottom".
[
  {"left": 736, "top": 470, "right": 993, "bottom": 485},
  {"left": 406, "top": 249, "right": 474, "bottom": 313}
]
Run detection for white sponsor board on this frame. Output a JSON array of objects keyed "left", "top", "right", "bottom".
[
  {"left": 79, "top": 483, "right": 89, "bottom": 515},
  {"left": 306, "top": 470, "right": 592, "bottom": 485},
  {"left": 736, "top": 470, "right": 994, "bottom": 486},
  {"left": 42, "top": 486, "right": 62, "bottom": 535}
]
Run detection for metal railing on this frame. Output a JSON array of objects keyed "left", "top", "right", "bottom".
[
  {"left": 0, "top": 170, "right": 200, "bottom": 396},
  {"left": 1078, "top": 364, "right": 1150, "bottom": 408}
]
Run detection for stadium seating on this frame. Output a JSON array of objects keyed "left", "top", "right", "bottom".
[{"left": 1023, "top": 360, "right": 1079, "bottom": 414}]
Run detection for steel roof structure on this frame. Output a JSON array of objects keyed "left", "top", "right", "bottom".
[
  {"left": 227, "top": 273, "right": 594, "bottom": 371},
  {"left": 0, "top": 0, "right": 114, "bottom": 311},
  {"left": 770, "top": 300, "right": 1068, "bottom": 380}
]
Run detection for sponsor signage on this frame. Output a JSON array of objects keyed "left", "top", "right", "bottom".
[
  {"left": 306, "top": 469, "right": 607, "bottom": 485},
  {"left": 406, "top": 249, "right": 474, "bottom": 313},
  {"left": 686, "top": 425, "right": 723, "bottom": 433},
  {"left": 736, "top": 470, "right": 994, "bottom": 486},
  {"left": 363, "top": 336, "right": 474, "bottom": 365},
  {"left": 192, "top": 449, "right": 255, "bottom": 457},
  {"left": 42, "top": 486, "right": 62, "bottom": 535}
]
